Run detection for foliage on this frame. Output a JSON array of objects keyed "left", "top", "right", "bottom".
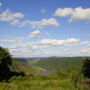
[
  {"left": 0, "top": 47, "right": 28, "bottom": 82},
  {"left": 0, "top": 47, "right": 12, "bottom": 66},
  {"left": 82, "top": 59, "right": 90, "bottom": 78},
  {"left": 0, "top": 69, "right": 89, "bottom": 90},
  {"left": 0, "top": 47, "right": 12, "bottom": 81}
]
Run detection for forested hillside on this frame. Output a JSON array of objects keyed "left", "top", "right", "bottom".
[{"left": 31, "top": 57, "right": 90, "bottom": 71}]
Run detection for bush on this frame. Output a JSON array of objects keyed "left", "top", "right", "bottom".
[{"left": 82, "top": 59, "right": 90, "bottom": 78}]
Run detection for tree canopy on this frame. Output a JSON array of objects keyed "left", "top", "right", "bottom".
[
  {"left": 0, "top": 47, "right": 12, "bottom": 81},
  {"left": 82, "top": 59, "right": 90, "bottom": 78},
  {"left": 0, "top": 47, "right": 12, "bottom": 66},
  {"left": 0, "top": 46, "right": 25, "bottom": 82}
]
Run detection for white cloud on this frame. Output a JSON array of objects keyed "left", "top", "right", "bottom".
[
  {"left": 81, "top": 41, "right": 89, "bottom": 45},
  {"left": 0, "top": 37, "right": 24, "bottom": 43},
  {"left": 10, "top": 43, "right": 24, "bottom": 49},
  {"left": 0, "top": 2, "right": 2, "bottom": 7},
  {"left": 63, "top": 48, "right": 69, "bottom": 52},
  {"left": 54, "top": 8, "right": 73, "bottom": 17},
  {"left": 29, "top": 30, "right": 41, "bottom": 39},
  {"left": 10, "top": 48, "right": 33, "bottom": 56},
  {"left": 8, "top": 37, "right": 90, "bottom": 57},
  {"left": 0, "top": 9, "right": 24, "bottom": 21},
  {"left": 29, "top": 18, "right": 59, "bottom": 27},
  {"left": 9, "top": 37, "right": 80, "bottom": 52},
  {"left": 66, "top": 38, "right": 80, "bottom": 43},
  {"left": 11, "top": 19, "right": 20, "bottom": 26},
  {"left": 81, "top": 41, "right": 90, "bottom": 47},
  {"left": 0, "top": 9, "right": 59, "bottom": 28},
  {"left": 81, "top": 48, "right": 90, "bottom": 53},
  {"left": 12, "top": 18, "right": 59, "bottom": 28},
  {"left": 54, "top": 7, "right": 90, "bottom": 22},
  {"left": 31, "top": 45, "right": 50, "bottom": 50},
  {"left": 37, "top": 38, "right": 80, "bottom": 46}
]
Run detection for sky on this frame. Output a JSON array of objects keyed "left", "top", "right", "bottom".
[{"left": 0, "top": 0, "right": 90, "bottom": 57}]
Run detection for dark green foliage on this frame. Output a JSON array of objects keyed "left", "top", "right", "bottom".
[
  {"left": 0, "top": 47, "right": 25, "bottom": 82},
  {"left": 82, "top": 59, "right": 90, "bottom": 78},
  {"left": 0, "top": 47, "right": 12, "bottom": 81},
  {"left": 0, "top": 47, "right": 12, "bottom": 66}
]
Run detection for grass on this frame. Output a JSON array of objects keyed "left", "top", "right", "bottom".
[{"left": 0, "top": 68, "right": 90, "bottom": 90}]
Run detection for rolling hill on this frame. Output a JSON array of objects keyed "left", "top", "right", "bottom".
[
  {"left": 10, "top": 59, "right": 43, "bottom": 75},
  {"left": 31, "top": 57, "right": 90, "bottom": 71}
]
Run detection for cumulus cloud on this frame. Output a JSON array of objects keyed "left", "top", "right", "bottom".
[
  {"left": 54, "top": 8, "right": 73, "bottom": 17},
  {"left": 8, "top": 37, "right": 90, "bottom": 57},
  {"left": 27, "top": 18, "right": 59, "bottom": 27},
  {"left": 0, "top": 9, "right": 24, "bottom": 21},
  {"left": 29, "top": 30, "right": 41, "bottom": 39},
  {"left": 37, "top": 38, "right": 80, "bottom": 46},
  {"left": 0, "top": 9, "right": 59, "bottom": 28},
  {"left": 11, "top": 18, "right": 59, "bottom": 28},
  {"left": 54, "top": 7, "right": 90, "bottom": 22},
  {"left": 9, "top": 37, "right": 80, "bottom": 51}
]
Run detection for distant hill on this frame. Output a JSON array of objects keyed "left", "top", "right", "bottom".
[
  {"left": 31, "top": 57, "right": 90, "bottom": 72},
  {"left": 14, "top": 56, "right": 60, "bottom": 63},
  {"left": 14, "top": 58, "right": 32, "bottom": 63},
  {"left": 10, "top": 59, "right": 43, "bottom": 75}
]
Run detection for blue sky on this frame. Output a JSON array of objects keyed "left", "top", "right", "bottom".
[{"left": 0, "top": 0, "right": 90, "bottom": 57}]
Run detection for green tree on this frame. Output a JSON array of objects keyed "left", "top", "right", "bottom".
[
  {"left": 82, "top": 59, "right": 90, "bottom": 78},
  {"left": 0, "top": 47, "right": 12, "bottom": 65},
  {"left": 0, "top": 47, "right": 12, "bottom": 81}
]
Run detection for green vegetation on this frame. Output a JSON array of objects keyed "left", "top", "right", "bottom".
[
  {"left": 0, "top": 46, "right": 42, "bottom": 81},
  {"left": 31, "top": 57, "right": 87, "bottom": 71},
  {"left": 0, "top": 46, "right": 90, "bottom": 90},
  {"left": 82, "top": 59, "right": 90, "bottom": 78},
  {"left": 0, "top": 47, "right": 12, "bottom": 81},
  {"left": 0, "top": 68, "right": 90, "bottom": 90},
  {"left": 11, "top": 59, "right": 43, "bottom": 75}
]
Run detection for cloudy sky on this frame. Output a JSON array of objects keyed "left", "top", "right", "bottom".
[{"left": 0, "top": 0, "right": 90, "bottom": 57}]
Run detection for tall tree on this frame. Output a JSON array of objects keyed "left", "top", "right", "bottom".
[
  {"left": 82, "top": 59, "right": 90, "bottom": 78},
  {"left": 0, "top": 47, "right": 12, "bottom": 81}
]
